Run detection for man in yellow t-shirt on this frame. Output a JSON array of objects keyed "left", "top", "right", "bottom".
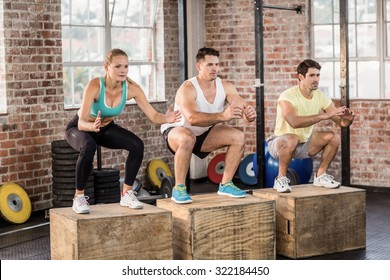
[{"left": 268, "top": 59, "right": 356, "bottom": 193}]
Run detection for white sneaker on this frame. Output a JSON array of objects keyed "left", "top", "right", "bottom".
[
  {"left": 72, "top": 195, "right": 90, "bottom": 214},
  {"left": 313, "top": 173, "right": 341, "bottom": 188},
  {"left": 273, "top": 176, "right": 292, "bottom": 193},
  {"left": 120, "top": 190, "right": 143, "bottom": 209}
]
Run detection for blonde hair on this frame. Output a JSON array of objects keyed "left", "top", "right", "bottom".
[{"left": 104, "top": 48, "right": 135, "bottom": 84}]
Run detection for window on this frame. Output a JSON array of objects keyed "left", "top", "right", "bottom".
[
  {"left": 61, "top": 0, "right": 161, "bottom": 109},
  {"left": 311, "top": 0, "right": 390, "bottom": 99}
]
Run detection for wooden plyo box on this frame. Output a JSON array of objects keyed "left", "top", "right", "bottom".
[
  {"left": 157, "top": 193, "right": 275, "bottom": 260},
  {"left": 50, "top": 203, "right": 173, "bottom": 260},
  {"left": 252, "top": 185, "right": 366, "bottom": 259}
]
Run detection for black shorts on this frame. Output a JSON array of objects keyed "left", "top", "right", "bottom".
[{"left": 162, "top": 127, "right": 213, "bottom": 159}]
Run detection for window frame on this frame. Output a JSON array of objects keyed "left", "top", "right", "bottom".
[
  {"left": 61, "top": 0, "right": 161, "bottom": 109},
  {"left": 310, "top": 0, "right": 388, "bottom": 99}
]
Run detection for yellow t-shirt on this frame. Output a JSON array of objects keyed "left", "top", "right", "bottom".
[{"left": 273, "top": 85, "right": 332, "bottom": 143}]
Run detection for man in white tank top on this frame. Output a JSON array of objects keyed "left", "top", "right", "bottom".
[{"left": 161, "top": 47, "right": 256, "bottom": 204}]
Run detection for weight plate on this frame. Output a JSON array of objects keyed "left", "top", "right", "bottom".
[
  {"left": 207, "top": 153, "right": 226, "bottom": 184},
  {"left": 94, "top": 182, "right": 120, "bottom": 190},
  {"left": 52, "top": 170, "right": 76, "bottom": 178},
  {"left": 93, "top": 168, "right": 120, "bottom": 178},
  {"left": 52, "top": 175, "right": 94, "bottom": 184},
  {"left": 51, "top": 140, "right": 72, "bottom": 148},
  {"left": 0, "top": 182, "right": 32, "bottom": 224},
  {"left": 147, "top": 159, "right": 173, "bottom": 188},
  {"left": 51, "top": 153, "right": 79, "bottom": 160},
  {"left": 238, "top": 154, "right": 257, "bottom": 185},
  {"left": 52, "top": 163, "right": 76, "bottom": 171},
  {"left": 94, "top": 175, "right": 120, "bottom": 184},
  {"left": 53, "top": 187, "right": 94, "bottom": 196},
  {"left": 52, "top": 159, "right": 78, "bottom": 166},
  {"left": 160, "top": 176, "right": 175, "bottom": 198},
  {"left": 94, "top": 187, "right": 120, "bottom": 196},
  {"left": 52, "top": 200, "right": 73, "bottom": 208},
  {"left": 51, "top": 146, "right": 78, "bottom": 154},
  {"left": 52, "top": 181, "right": 94, "bottom": 190}
]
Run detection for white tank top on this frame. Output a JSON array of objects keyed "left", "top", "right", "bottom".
[{"left": 161, "top": 77, "right": 226, "bottom": 136}]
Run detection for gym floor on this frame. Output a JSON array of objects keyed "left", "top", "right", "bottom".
[{"left": 1, "top": 182, "right": 390, "bottom": 260}]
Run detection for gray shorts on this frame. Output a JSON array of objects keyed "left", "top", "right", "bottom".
[{"left": 267, "top": 135, "right": 311, "bottom": 159}]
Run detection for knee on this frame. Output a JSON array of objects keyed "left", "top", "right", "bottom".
[
  {"left": 80, "top": 140, "right": 97, "bottom": 156},
  {"left": 278, "top": 135, "right": 300, "bottom": 151},
  {"left": 328, "top": 132, "right": 341, "bottom": 147},
  {"left": 133, "top": 138, "right": 144, "bottom": 157},
  {"left": 177, "top": 132, "right": 196, "bottom": 150},
  {"left": 233, "top": 129, "right": 246, "bottom": 148}
]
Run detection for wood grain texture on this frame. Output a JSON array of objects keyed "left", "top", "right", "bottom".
[
  {"left": 157, "top": 193, "right": 275, "bottom": 260},
  {"left": 253, "top": 185, "right": 366, "bottom": 259},
  {"left": 50, "top": 203, "right": 173, "bottom": 260}
]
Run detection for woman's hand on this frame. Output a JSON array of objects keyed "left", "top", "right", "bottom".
[
  {"left": 91, "top": 111, "right": 101, "bottom": 132},
  {"left": 166, "top": 105, "right": 182, "bottom": 123}
]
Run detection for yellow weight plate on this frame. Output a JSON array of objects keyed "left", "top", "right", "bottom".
[
  {"left": 0, "top": 182, "right": 32, "bottom": 224},
  {"left": 147, "top": 159, "right": 173, "bottom": 188}
]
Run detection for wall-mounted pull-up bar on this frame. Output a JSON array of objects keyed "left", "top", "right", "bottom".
[{"left": 262, "top": 4, "right": 302, "bottom": 14}]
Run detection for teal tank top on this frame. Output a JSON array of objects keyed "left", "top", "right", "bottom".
[{"left": 90, "top": 77, "right": 127, "bottom": 117}]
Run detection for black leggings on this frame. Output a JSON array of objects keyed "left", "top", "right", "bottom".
[{"left": 65, "top": 115, "right": 144, "bottom": 191}]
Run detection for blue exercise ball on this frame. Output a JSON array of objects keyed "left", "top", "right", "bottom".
[
  {"left": 253, "top": 141, "right": 314, "bottom": 187},
  {"left": 289, "top": 157, "right": 313, "bottom": 184},
  {"left": 265, "top": 155, "right": 279, "bottom": 188},
  {"left": 253, "top": 141, "right": 269, "bottom": 178}
]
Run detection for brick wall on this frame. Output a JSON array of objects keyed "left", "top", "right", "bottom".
[
  {"left": 203, "top": 0, "right": 390, "bottom": 188},
  {"left": 0, "top": 0, "right": 180, "bottom": 211},
  {"left": 0, "top": 0, "right": 64, "bottom": 210}
]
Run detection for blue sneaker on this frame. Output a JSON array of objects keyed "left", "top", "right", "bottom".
[
  {"left": 171, "top": 184, "right": 192, "bottom": 204},
  {"left": 217, "top": 181, "right": 246, "bottom": 198}
]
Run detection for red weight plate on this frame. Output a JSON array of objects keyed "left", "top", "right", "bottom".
[{"left": 207, "top": 153, "right": 226, "bottom": 184}]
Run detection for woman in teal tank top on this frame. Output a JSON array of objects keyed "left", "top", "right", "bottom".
[{"left": 65, "top": 48, "right": 181, "bottom": 214}]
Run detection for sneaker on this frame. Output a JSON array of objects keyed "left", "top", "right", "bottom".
[
  {"left": 120, "top": 190, "right": 143, "bottom": 209},
  {"left": 171, "top": 184, "right": 192, "bottom": 204},
  {"left": 273, "top": 176, "right": 291, "bottom": 193},
  {"left": 313, "top": 173, "right": 341, "bottom": 189},
  {"left": 217, "top": 181, "right": 246, "bottom": 198},
  {"left": 72, "top": 195, "right": 90, "bottom": 214}
]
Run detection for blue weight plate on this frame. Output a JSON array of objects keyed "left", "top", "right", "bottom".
[{"left": 238, "top": 154, "right": 257, "bottom": 186}]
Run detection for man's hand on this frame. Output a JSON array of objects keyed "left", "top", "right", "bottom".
[
  {"left": 223, "top": 102, "right": 243, "bottom": 121},
  {"left": 340, "top": 107, "right": 356, "bottom": 127},
  {"left": 243, "top": 105, "right": 256, "bottom": 122}
]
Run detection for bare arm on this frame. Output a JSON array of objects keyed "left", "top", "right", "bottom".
[
  {"left": 224, "top": 81, "right": 256, "bottom": 123},
  {"left": 77, "top": 78, "right": 102, "bottom": 132},
  {"left": 178, "top": 81, "right": 243, "bottom": 127},
  {"left": 280, "top": 100, "right": 346, "bottom": 129},
  {"left": 326, "top": 103, "right": 356, "bottom": 127},
  {"left": 131, "top": 83, "right": 181, "bottom": 124}
]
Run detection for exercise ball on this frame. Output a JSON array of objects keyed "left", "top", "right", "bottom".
[
  {"left": 253, "top": 141, "right": 314, "bottom": 187},
  {"left": 289, "top": 157, "right": 313, "bottom": 184},
  {"left": 253, "top": 141, "right": 269, "bottom": 178}
]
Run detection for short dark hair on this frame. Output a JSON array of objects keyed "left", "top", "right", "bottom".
[
  {"left": 196, "top": 47, "right": 219, "bottom": 62},
  {"left": 297, "top": 59, "right": 321, "bottom": 79}
]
